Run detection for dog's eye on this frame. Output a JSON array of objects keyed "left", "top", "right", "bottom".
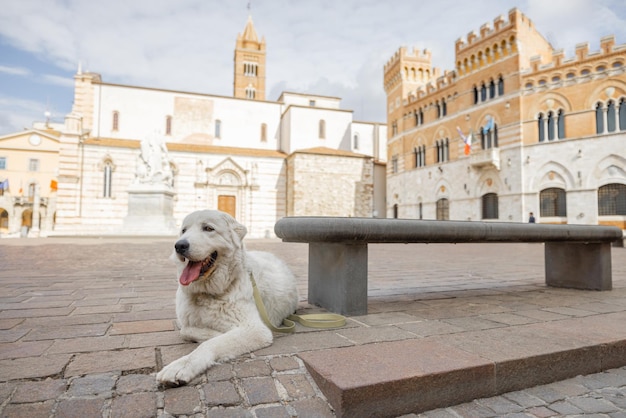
[{"left": 203, "top": 225, "right": 214, "bottom": 232}]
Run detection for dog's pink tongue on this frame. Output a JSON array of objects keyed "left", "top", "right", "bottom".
[{"left": 180, "top": 261, "right": 202, "bottom": 286}]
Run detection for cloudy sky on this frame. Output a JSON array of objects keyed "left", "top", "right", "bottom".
[{"left": 1, "top": 0, "right": 625, "bottom": 136}]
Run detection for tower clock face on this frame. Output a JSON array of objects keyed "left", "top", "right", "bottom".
[{"left": 29, "top": 134, "right": 41, "bottom": 146}]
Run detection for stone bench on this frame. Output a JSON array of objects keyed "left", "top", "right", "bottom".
[{"left": 274, "top": 217, "right": 623, "bottom": 315}]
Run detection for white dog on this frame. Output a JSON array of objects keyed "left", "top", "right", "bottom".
[{"left": 156, "top": 210, "right": 298, "bottom": 385}]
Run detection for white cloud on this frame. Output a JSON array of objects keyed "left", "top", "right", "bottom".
[
  {"left": 0, "top": 96, "right": 48, "bottom": 133},
  {"left": 0, "top": 0, "right": 625, "bottom": 133},
  {"left": 41, "top": 74, "right": 74, "bottom": 88},
  {"left": 0, "top": 65, "right": 31, "bottom": 76}
]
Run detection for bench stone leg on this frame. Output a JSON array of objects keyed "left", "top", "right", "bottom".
[
  {"left": 545, "top": 242, "right": 612, "bottom": 290},
  {"left": 308, "top": 243, "right": 368, "bottom": 316}
]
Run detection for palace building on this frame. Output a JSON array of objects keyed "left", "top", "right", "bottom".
[
  {"left": 0, "top": 15, "right": 386, "bottom": 237},
  {"left": 384, "top": 8, "right": 626, "bottom": 229}
]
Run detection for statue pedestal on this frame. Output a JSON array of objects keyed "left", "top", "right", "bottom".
[{"left": 124, "top": 183, "right": 177, "bottom": 235}]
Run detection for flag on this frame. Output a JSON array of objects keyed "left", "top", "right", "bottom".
[
  {"left": 482, "top": 116, "right": 494, "bottom": 134},
  {"left": 50, "top": 179, "right": 58, "bottom": 191},
  {"left": 457, "top": 126, "right": 473, "bottom": 155},
  {"left": 0, "top": 179, "right": 8, "bottom": 191}
]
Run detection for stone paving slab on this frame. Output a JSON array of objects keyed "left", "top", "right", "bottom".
[{"left": 0, "top": 237, "right": 624, "bottom": 417}]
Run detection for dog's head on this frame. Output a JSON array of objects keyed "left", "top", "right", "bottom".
[{"left": 172, "top": 210, "right": 247, "bottom": 286}]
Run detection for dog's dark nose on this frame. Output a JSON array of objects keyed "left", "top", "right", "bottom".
[{"left": 175, "top": 239, "right": 189, "bottom": 255}]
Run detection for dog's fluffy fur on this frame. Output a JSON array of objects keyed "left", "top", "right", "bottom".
[{"left": 156, "top": 210, "right": 298, "bottom": 385}]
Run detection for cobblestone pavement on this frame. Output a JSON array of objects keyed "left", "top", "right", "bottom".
[{"left": 0, "top": 237, "right": 625, "bottom": 417}]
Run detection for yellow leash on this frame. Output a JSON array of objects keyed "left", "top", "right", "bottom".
[{"left": 250, "top": 273, "right": 346, "bottom": 333}]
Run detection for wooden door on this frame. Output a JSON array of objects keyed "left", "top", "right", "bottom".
[{"left": 218, "top": 195, "right": 236, "bottom": 218}]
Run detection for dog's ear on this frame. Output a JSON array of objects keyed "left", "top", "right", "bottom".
[
  {"left": 231, "top": 219, "right": 247, "bottom": 241},
  {"left": 222, "top": 212, "right": 247, "bottom": 242}
]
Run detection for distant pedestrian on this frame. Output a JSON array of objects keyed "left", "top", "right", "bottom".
[{"left": 528, "top": 212, "right": 536, "bottom": 223}]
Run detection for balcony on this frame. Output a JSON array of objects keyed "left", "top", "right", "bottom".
[{"left": 470, "top": 147, "right": 500, "bottom": 170}]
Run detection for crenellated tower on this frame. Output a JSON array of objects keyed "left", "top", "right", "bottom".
[
  {"left": 383, "top": 47, "right": 440, "bottom": 137},
  {"left": 233, "top": 15, "right": 266, "bottom": 101}
]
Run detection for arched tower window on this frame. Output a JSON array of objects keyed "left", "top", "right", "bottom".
[
  {"left": 165, "top": 115, "right": 172, "bottom": 136},
  {"left": 215, "top": 120, "right": 222, "bottom": 139},
  {"left": 112, "top": 111, "right": 119, "bottom": 131}
]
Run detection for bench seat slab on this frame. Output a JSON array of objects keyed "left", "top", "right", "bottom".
[
  {"left": 545, "top": 242, "right": 612, "bottom": 290},
  {"left": 309, "top": 243, "right": 368, "bottom": 316}
]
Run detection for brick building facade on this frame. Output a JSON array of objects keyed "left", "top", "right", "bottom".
[{"left": 385, "top": 8, "right": 626, "bottom": 228}]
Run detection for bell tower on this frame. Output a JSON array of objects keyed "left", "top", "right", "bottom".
[{"left": 233, "top": 15, "right": 266, "bottom": 101}]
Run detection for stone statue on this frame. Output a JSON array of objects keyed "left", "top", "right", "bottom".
[{"left": 135, "top": 131, "right": 173, "bottom": 187}]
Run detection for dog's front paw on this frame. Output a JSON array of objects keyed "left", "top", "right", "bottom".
[{"left": 156, "top": 355, "right": 200, "bottom": 386}]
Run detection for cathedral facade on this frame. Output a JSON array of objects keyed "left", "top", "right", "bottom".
[
  {"left": 0, "top": 16, "right": 386, "bottom": 238},
  {"left": 384, "top": 8, "right": 626, "bottom": 229}
]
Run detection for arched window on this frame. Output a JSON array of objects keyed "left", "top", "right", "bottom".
[
  {"left": 353, "top": 133, "right": 359, "bottom": 149},
  {"left": 0, "top": 208, "right": 8, "bottom": 230},
  {"left": 436, "top": 102, "right": 441, "bottom": 118},
  {"left": 620, "top": 98, "right": 626, "bottom": 131},
  {"left": 103, "top": 162, "right": 113, "bottom": 198},
  {"left": 414, "top": 110, "right": 419, "bottom": 126},
  {"left": 480, "top": 83, "right": 487, "bottom": 102},
  {"left": 547, "top": 111, "right": 555, "bottom": 141},
  {"left": 419, "top": 108, "right": 424, "bottom": 124},
  {"left": 557, "top": 110, "right": 565, "bottom": 139},
  {"left": 598, "top": 184, "right": 626, "bottom": 215},
  {"left": 393, "top": 204, "right": 399, "bottom": 219},
  {"left": 215, "top": 119, "right": 222, "bottom": 139},
  {"left": 489, "top": 79, "right": 496, "bottom": 99},
  {"left": 497, "top": 76, "right": 504, "bottom": 96},
  {"left": 112, "top": 111, "right": 119, "bottom": 131},
  {"left": 245, "top": 87, "right": 256, "bottom": 99},
  {"left": 607, "top": 100, "right": 616, "bottom": 132},
  {"left": 473, "top": 86, "right": 478, "bottom": 104},
  {"left": 540, "top": 188, "right": 567, "bottom": 217},
  {"left": 482, "top": 193, "right": 499, "bottom": 219},
  {"left": 319, "top": 120, "right": 326, "bottom": 139},
  {"left": 165, "top": 116, "right": 172, "bottom": 136},
  {"left": 442, "top": 99, "right": 447, "bottom": 117},
  {"left": 493, "top": 124, "right": 498, "bottom": 147},
  {"left": 538, "top": 113, "right": 545, "bottom": 142},
  {"left": 481, "top": 120, "right": 497, "bottom": 149},
  {"left": 436, "top": 198, "right": 449, "bottom": 220},
  {"left": 414, "top": 145, "right": 426, "bottom": 168},
  {"left": 436, "top": 140, "right": 449, "bottom": 162},
  {"left": 261, "top": 123, "right": 267, "bottom": 142},
  {"left": 595, "top": 102, "right": 604, "bottom": 134}
]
